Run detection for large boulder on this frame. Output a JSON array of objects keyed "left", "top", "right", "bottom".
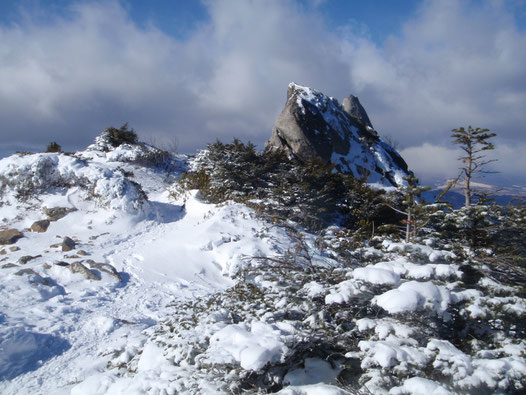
[
  {"left": 31, "top": 220, "right": 50, "bottom": 233},
  {"left": 266, "top": 83, "right": 409, "bottom": 187},
  {"left": 0, "top": 229, "right": 23, "bottom": 245}
]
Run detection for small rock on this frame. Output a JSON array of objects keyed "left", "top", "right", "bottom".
[
  {"left": 31, "top": 219, "right": 51, "bottom": 233},
  {"left": 62, "top": 237, "right": 76, "bottom": 252},
  {"left": 55, "top": 261, "right": 70, "bottom": 267},
  {"left": 18, "top": 255, "right": 41, "bottom": 265},
  {"left": 65, "top": 254, "right": 79, "bottom": 259},
  {"left": 43, "top": 207, "right": 76, "bottom": 222},
  {"left": 0, "top": 229, "right": 23, "bottom": 244},
  {"left": 77, "top": 250, "right": 89, "bottom": 256},
  {"left": 68, "top": 261, "right": 100, "bottom": 281},
  {"left": 50, "top": 243, "right": 61, "bottom": 248},
  {"left": 13, "top": 268, "right": 50, "bottom": 286},
  {"left": 9, "top": 246, "right": 20, "bottom": 252},
  {"left": 2, "top": 263, "right": 18, "bottom": 269},
  {"left": 42, "top": 263, "right": 52, "bottom": 270},
  {"left": 0, "top": 249, "right": 6, "bottom": 255},
  {"left": 85, "top": 260, "right": 122, "bottom": 281},
  {"left": 14, "top": 268, "right": 39, "bottom": 277}
]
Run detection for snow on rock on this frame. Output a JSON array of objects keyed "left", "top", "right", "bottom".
[
  {"left": 266, "top": 82, "right": 410, "bottom": 187},
  {"left": 374, "top": 281, "right": 451, "bottom": 314},
  {"left": 207, "top": 321, "right": 288, "bottom": 371}
]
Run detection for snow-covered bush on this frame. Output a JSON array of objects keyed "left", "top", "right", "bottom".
[{"left": 0, "top": 152, "right": 147, "bottom": 213}]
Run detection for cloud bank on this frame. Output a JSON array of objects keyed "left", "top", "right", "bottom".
[{"left": 1, "top": 0, "right": 525, "bottom": 186}]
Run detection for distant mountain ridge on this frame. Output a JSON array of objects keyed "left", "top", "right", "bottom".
[{"left": 266, "top": 83, "right": 410, "bottom": 187}]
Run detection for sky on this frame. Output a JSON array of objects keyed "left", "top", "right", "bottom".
[{"left": 1, "top": 0, "right": 526, "bottom": 188}]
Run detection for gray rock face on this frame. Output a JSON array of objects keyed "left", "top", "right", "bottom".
[
  {"left": 266, "top": 83, "right": 409, "bottom": 187},
  {"left": 68, "top": 262, "right": 101, "bottom": 281},
  {"left": 342, "top": 95, "right": 374, "bottom": 132},
  {"left": 0, "top": 229, "right": 23, "bottom": 245}
]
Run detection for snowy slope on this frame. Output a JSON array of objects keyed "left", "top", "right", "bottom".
[{"left": 1, "top": 140, "right": 525, "bottom": 394}]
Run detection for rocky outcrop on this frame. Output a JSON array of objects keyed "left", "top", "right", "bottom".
[{"left": 266, "top": 83, "right": 409, "bottom": 187}]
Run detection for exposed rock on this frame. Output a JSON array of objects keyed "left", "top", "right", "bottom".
[
  {"left": 266, "top": 83, "right": 409, "bottom": 187},
  {"left": 14, "top": 268, "right": 40, "bottom": 277},
  {"left": 9, "top": 246, "right": 20, "bottom": 252},
  {"left": 77, "top": 250, "right": 89, "bottom": 256},
  {"left": 0, "top": 229, "right": 23, "bottom": 245},
  {"left": 85, "top": 260, "right": 122, "bottom": 281},
  {"left": 2, "top": 263, "right": 18, "bottom": 269},
  {"left": 43, "top": 207, "right": 76, "bottom": 222},
  {"left": 62, "top": 237, "right": 76, "bottom": 252},
  {"left": 55, "top": 261, "right": 70, "bottom": 267},
  {"left": 18, "top": 255, "right": 41, "bottom": 265},
  {"left": 13, "top": 268, "right": 51, "bottom": 286},
  {"left": 342, "top": 94, "right": 374, "bottom": 131},
  {"left": 68, "top": 262, "right": 101, "bottom": 281},
  {"left": 31, "top": 219, "right": 51, "bottom": 233},
  {"left": 0, "top": 249, "right": 6, "bottom": 255}
]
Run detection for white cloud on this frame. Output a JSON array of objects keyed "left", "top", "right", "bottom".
[{"left": 0, "top": 0, "right": 525, "bottom": 186}]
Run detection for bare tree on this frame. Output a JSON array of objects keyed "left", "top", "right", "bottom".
[{"left": 451, "top": 126, "right": 497, "bottom": 208}]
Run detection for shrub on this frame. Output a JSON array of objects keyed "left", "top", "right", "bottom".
[
  {"left": 45, "top": 142, "right": 62, "bottom": 153},
  {"left": 104, "top": 123, "right": 138, "bottom": 148}
]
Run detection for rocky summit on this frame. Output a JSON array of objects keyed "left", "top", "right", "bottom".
[{"left": 266, "top": 83, "right": 409, "bottom": 187}]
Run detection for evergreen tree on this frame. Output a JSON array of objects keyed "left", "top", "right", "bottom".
[
  {"left": 45, "top": 141, "right": 62, "bottom": 153},
  {"left": 451, "top": 126, "right": 496, "bottom": 208}
]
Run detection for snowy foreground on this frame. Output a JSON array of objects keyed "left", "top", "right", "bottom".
[{"left": 0, "top": 142, "right": 525, "bottom": 394}]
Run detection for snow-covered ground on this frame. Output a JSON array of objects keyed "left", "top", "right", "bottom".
[{"left": 1, "top": 140, "right": 525, "bottom": 394}]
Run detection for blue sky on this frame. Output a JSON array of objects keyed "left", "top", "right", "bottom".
[{"left": 1, "top": 0, "right": 526, "bottom": 187}]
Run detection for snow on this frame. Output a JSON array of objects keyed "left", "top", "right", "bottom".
[
  {"left": 208, "top": 321, "right": 288, "bottom": 370},
  {"left": 374, "top": 281, "right": 451, "bottom": 314},
  {"left": 390, "top": 377, "right": 452, "bottom": 394},
  {"left": 1, "top": 140, "right": 525, "bottom": 394}
]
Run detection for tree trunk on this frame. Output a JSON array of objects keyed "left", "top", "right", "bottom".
[{"left": 406, "top": 208, "right": 412, "bottom": 243}]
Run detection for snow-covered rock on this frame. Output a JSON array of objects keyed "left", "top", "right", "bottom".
[{"left": 266, "top": 83, "right": 410, "bottom": 186}]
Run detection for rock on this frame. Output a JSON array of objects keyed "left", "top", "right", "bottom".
[
  {"left": 0, "top": 229, "right": 23, "bottom": 244},
  {"left": 85, "top": 260, "right": 122, "bottom": 281},
  {"left": 43, "top": 207, "right": 76, "bottom": 222},
  {"left": 55, "top": 261, "right": 70, "bottom": 267},
  {"left": 31, "top": 219, "right": 51, "bottom": 233},
  {"left": 77, "top": 250, "right": 89, "bottom": 256},
  {"left": 18, "top": 255, "right": 41, "bottom": 265},
  {"left": 14, "top": 268, "right": 39, "bottom": 277},
  {"left": 62, "top": 237, "right": 76, "bottom": 252},
  {"left": 68, "top": 261, "right": 100, "bottom": 281},
  {"left": 342, "top": 94, "right": 374, "bottom": 131},
  {"left": 266, "top": 83, "right": 409, "bottom": 186},
  {"left": 0, "top": 249, "right": 6, "bottom": 255},
  {"left": 9, "top": 246, "right": 20, "bottom": 252},
  {"left": 2, "top": 263, "right": 18, "bottom": 269},
  {"left": 13, "top": 268, "right": 51, "bottom": 286},
  {"left": 42, "top": 263, "right": 52, "bottom": 270}
]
